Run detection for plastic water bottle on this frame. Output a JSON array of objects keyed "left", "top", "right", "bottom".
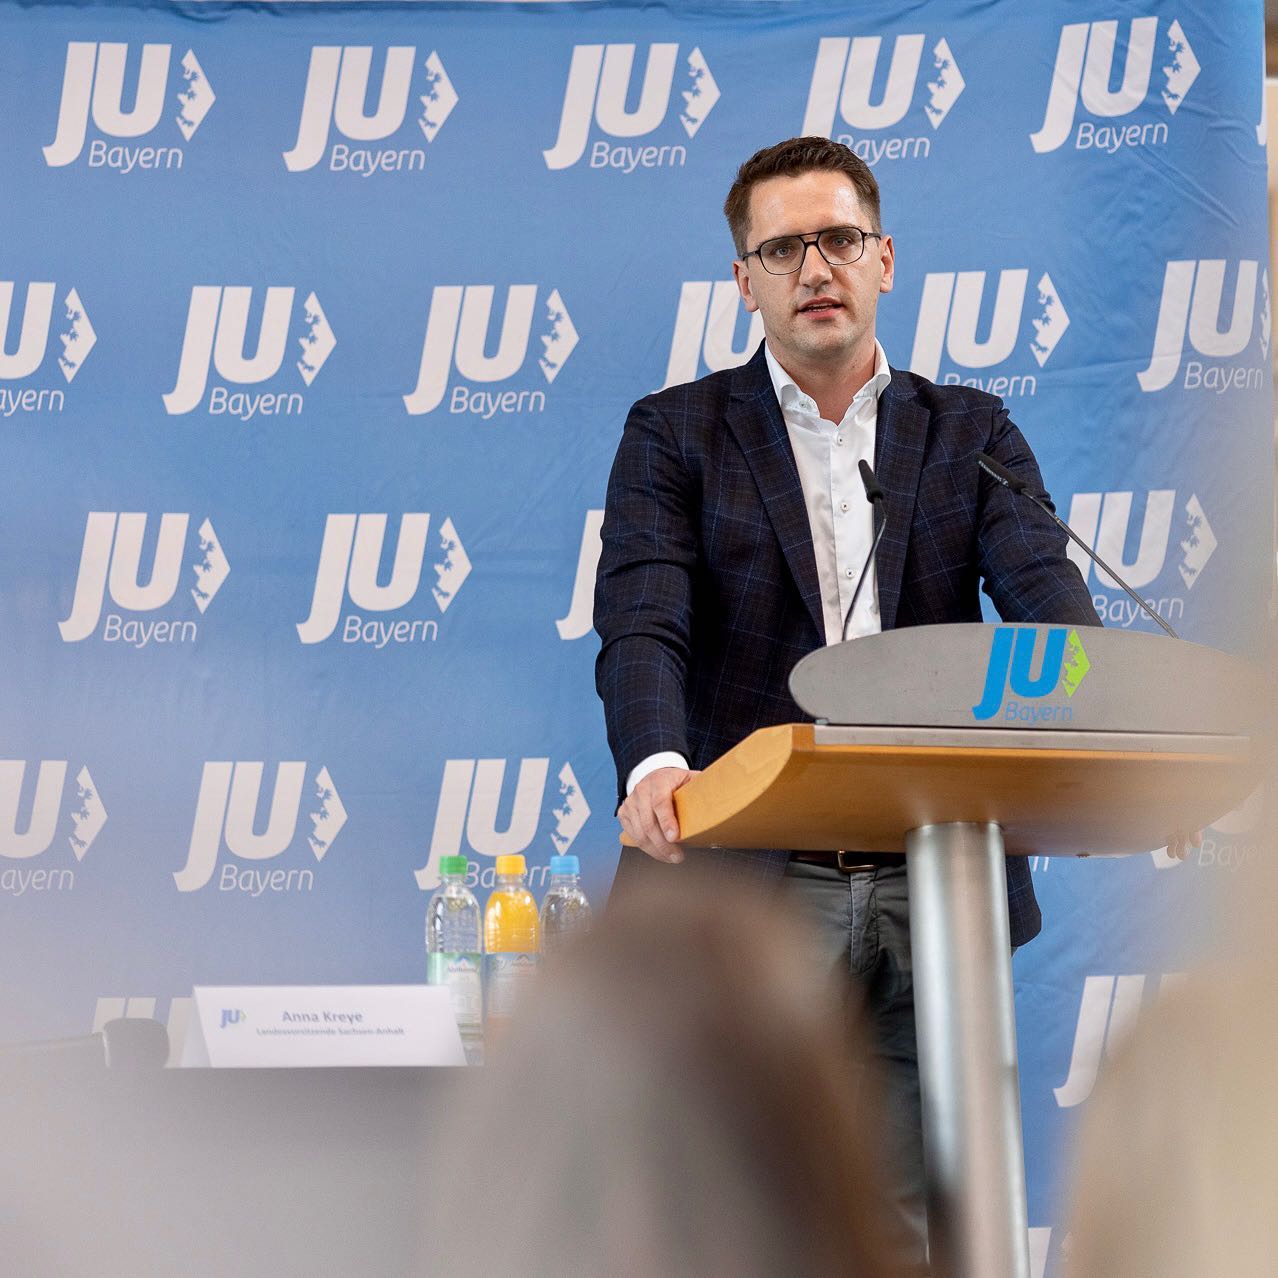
[
  {"left": 539, "top": 855, "right": 593, "bottom": 957},
  {"left": 426, "top": 855, "right": 484, "bottom": 1065},
  {"left": 484, "top": 854, "right": 541, "bottom": 1029}
]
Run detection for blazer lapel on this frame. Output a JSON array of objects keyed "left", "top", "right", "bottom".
[
  {"left": 724, "top": 346, "right": 825, "bottom": 638},
  {"left": 873, "top": 372, "right": 929, "bottom": 631}
]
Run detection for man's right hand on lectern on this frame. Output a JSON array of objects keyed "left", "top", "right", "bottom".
[
  {"left": 1167, "top": 829, "right": 1204, "bottom": 861},
  {"left": 618, "top": 767, "right": 699, "bottom": 864}
]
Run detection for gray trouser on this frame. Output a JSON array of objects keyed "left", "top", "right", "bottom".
[{"left": 780, "top": 858, "right": 929, "bottom": 1276}]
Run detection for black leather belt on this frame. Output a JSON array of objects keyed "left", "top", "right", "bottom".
[{"left": 789, "top": 850, "right": 906, "bottom": 873}]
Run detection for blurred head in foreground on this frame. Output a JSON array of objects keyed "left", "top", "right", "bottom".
[
  {"left": 421, "top": 868, "right": 900, "bottom": 1278},
  {"left": 1068, "top": 697, "right": 1278, "bottom": 1276}
]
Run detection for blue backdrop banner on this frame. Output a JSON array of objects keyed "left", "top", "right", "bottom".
[{"left": 0, "top": 1, "right": 1271, "bottom": 1267}]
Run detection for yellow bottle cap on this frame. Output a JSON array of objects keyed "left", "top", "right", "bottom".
[{"left": 495, "top": 854, "right": 527, "bottom": 877}]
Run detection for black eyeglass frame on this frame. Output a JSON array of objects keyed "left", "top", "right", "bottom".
[{"left": 742, "top": 225, "right": 884, "bottom": 275}]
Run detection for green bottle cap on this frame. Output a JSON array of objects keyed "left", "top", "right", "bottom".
[{"left": 439, "top": 855, "right": 469, "bottom": 877}]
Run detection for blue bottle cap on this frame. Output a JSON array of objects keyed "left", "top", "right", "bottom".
[{"left": 549, "top": 855, "right": 580, "bottom": 875}]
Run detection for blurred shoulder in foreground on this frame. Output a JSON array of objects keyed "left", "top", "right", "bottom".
[{"left": 1069, "top": 744, "right": 1278, "bottom": 1278}]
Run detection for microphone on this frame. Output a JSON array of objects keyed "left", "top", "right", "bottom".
[
  {"left": 840, "top": 460, "right": 887, "bottom": 642},
  {"left": 857, "top": 457, "right": 885, "bottom": 505},
  {"left": 975, "top": 451, "right": 1180, "bottom": 640}
]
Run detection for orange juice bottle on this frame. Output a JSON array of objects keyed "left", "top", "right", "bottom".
[{"left": 483, "top": 854, "right": 541, "bottom": 1028}]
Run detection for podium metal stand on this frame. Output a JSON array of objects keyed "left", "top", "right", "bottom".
[{"left": 656, "top": 624, "right": 1262, "bottom": 1278}]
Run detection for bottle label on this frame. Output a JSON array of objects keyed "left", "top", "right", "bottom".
[
  {"left": 484, "top": 953, "right": 539, "bottom": 1021},
  {"left": 429, "top": 952, "right": 484, "bottom": 1063}
]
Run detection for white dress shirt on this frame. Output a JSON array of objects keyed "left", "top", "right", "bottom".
[{"left": 625, "top": 341, "right": 893, "bottom": 795}]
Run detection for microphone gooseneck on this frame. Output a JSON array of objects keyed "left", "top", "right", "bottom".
[{"left": 841, "top": 461, "right": 887, "bottom": 643}]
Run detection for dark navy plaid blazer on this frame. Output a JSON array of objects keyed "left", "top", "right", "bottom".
[{"left": 594, "top": 342, "right": 1100, "bottom": 946}]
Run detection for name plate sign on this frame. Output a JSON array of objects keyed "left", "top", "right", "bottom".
[{"left": 181, "top": 985, "right": 466, "bottom": 1067}]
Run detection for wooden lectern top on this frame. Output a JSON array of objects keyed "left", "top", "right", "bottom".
[
  {"left": 618, "top": 627, "right": 1264, "bottom": 857},
  {"left": 656, "top": 723, "right": 1257, "bottom": 857}
]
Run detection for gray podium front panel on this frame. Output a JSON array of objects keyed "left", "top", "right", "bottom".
[{"left": 790, "top": 623, "right": 1260, "bottom": 737}]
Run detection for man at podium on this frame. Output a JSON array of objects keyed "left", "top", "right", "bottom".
[{"left": 593, "top": 137, "right": 1099, "bottom": 1264}]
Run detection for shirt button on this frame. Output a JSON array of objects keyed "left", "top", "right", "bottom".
[
  {"left": 845, "top": 568, "right": 854, "bottom": 578},
  {"left": 840, "top": 500, "right": 849, "bottom": 512},
  {"left": 835, "top": 435, "right": 844, "bottom": 446}
]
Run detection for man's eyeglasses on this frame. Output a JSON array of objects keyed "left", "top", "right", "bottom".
[{"left": 743, "top": 225, "right": 883, "bottom": 275}]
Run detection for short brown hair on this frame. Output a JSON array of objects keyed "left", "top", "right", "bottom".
[{"left": 724, "top": 136, "right": 882, "bottom": 257}]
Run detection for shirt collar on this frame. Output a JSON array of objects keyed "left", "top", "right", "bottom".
[{"left": 764, "top": 340, "right": 892, "bottom": 417}]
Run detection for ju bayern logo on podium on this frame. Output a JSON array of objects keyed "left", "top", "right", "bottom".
[{"left": 972, "top": 626, "right": 1091, "bottom": 723}]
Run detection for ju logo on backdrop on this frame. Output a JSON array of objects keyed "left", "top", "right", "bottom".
[
  {"left": 662, "top": 281, "right": 762, "bottom": 390},
  {"left": 59, "top": 512, "right": 229, "bottom": 646},
  {"left": 92, "top": 997, "right": 191, "bottom": 1067},
  {"left": 43, "top": 41, "right": 214, "bottom": 170},
  {"left": 0, "top": 281, "right": 95, "bottom": 416},
  {"left": 556, "top": 510, "right": 603, "bottom": 641},
  {"left": 283, "top": 45, "right": 457, "bottom": 174},
  {"left": 544, "top": 42, "right": 718, "bottom": 171},
  {"left": 909, "top": 268, "right": 1068, "bottom": 395},
  {"left": 163, "top": 286, "right": 335, "bottom": 418},
  {"left": 1066, "top": 490, "right": 1215, "bottom": 629},
  {"left": 1137, "top": 259, "right": 1269, "bottom": 394},
  {"left": 93, "top": 995, "right": 162, "bottom": 1031},
  {"left": 802, "top": 32, "right": 964, "bottom": 164},
  {"left": 1031, "top": 16, "right": 1199, "bottom": 155},
  {"left": 1257, "top": 42, "right": 1270, "bottom": 148},
  {"left": 174, "top": 762, "right": 346, "bottom": 894},
  {"left": 0, "top": 761, "right": 106, "bottom": 895},
  {"left": 403, "top": 284, "right": 577, "bottom": 417},
  {"left": 1053, "top": 972, "right": 1182, "bottom": 1108},
  {"left": 415, "top": 757, "right": 590, "bottom": 890},
  {"left": 296, "top": 513, "right": 470, "bottom": 647},
  {"left": 972, "top": 626, "right": 1090, "bottom": 723}
]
